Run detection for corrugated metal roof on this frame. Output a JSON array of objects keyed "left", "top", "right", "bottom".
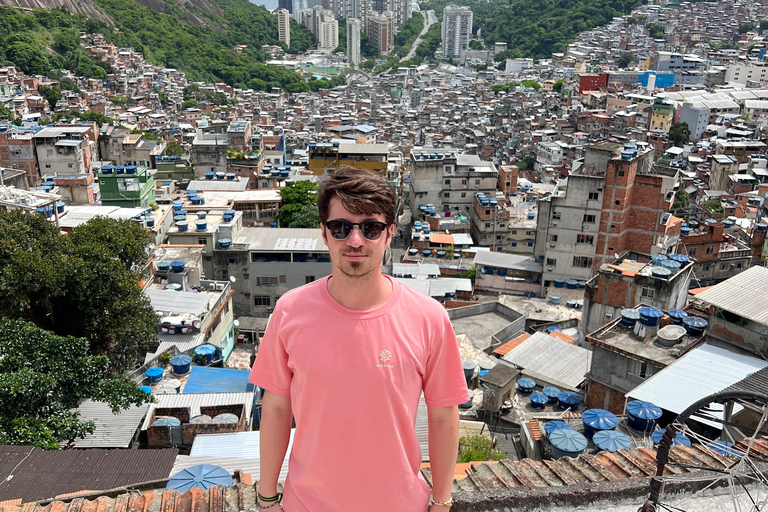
[
  {"left": 152, "top": 332, "right": 206, "bottom": 360},
  {"left": 187, "top": 179, "right": 249, "bottom": 192},
  {"left": 628, "top": 343, "right": 768, "bottom": 416},
  {"left": 236, "top": 227, "right": 328, "bottom": 251},
  {"left": 146, "top": 289, "right": 212, "bottom": 316},
  {"left": 0, "top": 446, "right": 178, "bottom": 503},
  {"left": 695, "top": 266, "right": 768, "bottom": 325},
  {"left": 392, "top": 263, "right": 442, "bottom": 277},
  {"left": 67, "top": 400, "right": 150, "bottom": 448},
  {"left": 473, "top": 251, "right": 543, "bottom": 273},
  {"left": 140, "top": 392, "right": 254, "bottom": 430},
  {"left": 502, "top": 332, "right": 591, "bottom": 388},
  {"left": 724, "top": 365, "right": 768, "bottom": 395},
  {"left": 182, "top": 366, "right": 255, "bottom": 394},
  {"left": 180, "top": 430, "right": 296, "bottom": 482}
]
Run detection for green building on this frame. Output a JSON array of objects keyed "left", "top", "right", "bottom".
[
  {"left": 98, "top": 165, "right": 156, "bottom": 208},
  {"left": 155, "top": 156, "right": 194, "bottom": 183}
]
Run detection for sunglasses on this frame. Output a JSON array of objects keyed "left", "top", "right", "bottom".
[{"left": 323, "top": 220, "right": 389, "bottom": 241}]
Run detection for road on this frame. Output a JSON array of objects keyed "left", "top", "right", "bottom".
[{"left": 402, "top": 9, "right": 436, "bottom": 62}]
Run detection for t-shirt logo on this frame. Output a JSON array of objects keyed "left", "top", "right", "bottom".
[{"left": 379, "top": 350, "right": 392, "bottom": 363}]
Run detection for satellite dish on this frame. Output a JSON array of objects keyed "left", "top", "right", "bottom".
[
  {"left": 233, "top": 320, "right": 240, "bottom": 328},
  {"left": 193, "top": 320, "right": 201, "bottom": 329},
  {"left": 229, "top": 275, "right": 237, "bottom": 283}
]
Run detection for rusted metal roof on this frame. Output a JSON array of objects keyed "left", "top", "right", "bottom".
[{"left": 0, "top": 447, "right": 178, "bottom": 503}]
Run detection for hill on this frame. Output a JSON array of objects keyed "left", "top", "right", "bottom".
[
  {"left": 0, "top": 0, "right": 324, "bottom": 90},
  {"left": 420, "top": 0, "right": 643, "bottom": 59}
]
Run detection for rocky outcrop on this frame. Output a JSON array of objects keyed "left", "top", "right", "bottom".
[{"left": 0, "top": 0, "right": 113, "bottom": 24}]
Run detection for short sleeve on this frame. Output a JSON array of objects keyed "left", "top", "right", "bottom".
[
  {"left": 422, "top": 310, "right": 470, "bottom": 408},
  {"left": 249, "top": 307, "right": 292, "bottom": 396}
]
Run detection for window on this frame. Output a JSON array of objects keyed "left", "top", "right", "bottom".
[
  {"left": 117, "top": 178, "right": 139, "bottom": 192},
  {"left": 511, "top": 242, "right": 517, "bottom": 247},
  {"left": 444, "top": 179, "right": 451, "bottom": 186},
  {"left": 254, "top": 296, "right": 271, "bottom": 306},
  {"left": 583, "top": 214, "right": 596, "bottom": 223},
  {"left": 573, "top": 256, "right": 593, "bottom": 268},
  {"left": 588, "top": 192, "right": 599, "bottom": 200},
  {"left": 461, "top": 179, "right": 467, "bottom": 185},
  {"left": 615, "top": 200, "right": 620, "bottom": 206},
  {"left": 461, "top": 192, "right": 466, "bottom": 198},
  {"left": 720, "top": 263, "right": 728, "bottom": 270},
  {"left": 526, "top": 231, "right": 534, "bottom": 236},
  {"left": 527, "top": 242, "right": 534, "bottom": 247},
  {"left": 688, "top": 247, "right": 697, "bottom": 256},
  {"left": 576, "top": 234, "right": 594, "bottom": 245},
  {"left": 511, "top": 230, "right": 518, "bottom": 235},
  {"left": 306, "top": 275, "right": 315, "bottom": 283},
  {"left": 197, "top": 237, "right": 207, "bottom": 245},
  {"left": 485, "top": 209, "right": 491, "bottom": 215},
  {"left": 444, "top": 192, "right": 450, "bottom": 198},
  {"left": 553, "top": 212, "right": 561, "bottom": 220},
  {"left": 703, "top": 264, "right": 711, "bottom": 271},
  {"left": 641, "top": 286, "right": 655, "bottom": 299},
  {"left": 628, "top": 358, "right": 654, "bottom": 379},
  {"left": 546, "top": 258, "right": 557, "bottom": 266},
  {"left": 549, "top": 234, "right": 558, "bottom": 242},
  {"left": 706, "top": 245, "right": 714, "bottom": 254},
  {"left": 496, "top": 235, "right": 502, "bottom": 240},
  {"left": 259, "top": 276, "right": 279, "bottom": 285},
  {"left": 485, "top": 222, "right": 491, "bottom": 228},
  {"left": 475, "top": 179, "right": 481, "bottom": 187},
  {"left": 618, "top": 170, "right": 625, "bottom": 176},
  {"left": 68, "top": 163, "right": 74, "bottom": 168}
]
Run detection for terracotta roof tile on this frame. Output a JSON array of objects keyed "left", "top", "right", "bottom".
[
  {"left": 549, "top": 331, "right": 576, "bottom": 344},
  {"left": 493, "top": 333, "right": 531, "bottom": 356}
]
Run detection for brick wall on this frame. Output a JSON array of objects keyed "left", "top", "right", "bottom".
[
  {"left": 587, "top": 380, "right": 626, "bottom": 414},
  {"left": 147, "top": 404, "right": 247, "bottom": 448}
]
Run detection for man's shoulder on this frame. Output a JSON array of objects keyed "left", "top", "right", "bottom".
[{"left": 274, "top": 277, "right": 327, "bottom": 312}]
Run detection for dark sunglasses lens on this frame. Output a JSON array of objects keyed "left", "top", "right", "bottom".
[
  {"left": 361, "top": 222, "right": 385, "bottom": 240},
  {"left": 327, "top": 221, "right": 351, "bottom": 239}
]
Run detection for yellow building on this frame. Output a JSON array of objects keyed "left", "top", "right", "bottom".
[{"left": 649, "top": 98, "right": 674, "bottom": 133}]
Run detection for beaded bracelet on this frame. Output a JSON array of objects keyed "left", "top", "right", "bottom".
[{"left": 429, "top": 497, "right": 453, "bottom": 507}]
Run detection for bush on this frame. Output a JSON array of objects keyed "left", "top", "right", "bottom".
[{"left": 457, "top": 435, "right": 507, "bottom": 463}]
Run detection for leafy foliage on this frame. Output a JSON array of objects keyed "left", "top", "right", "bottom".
[
  {"left": 517, "top": 156, "right": 535, "bottom": 171},
  {"left": 704, "top": 200, "right": 724, "bottom": 214},
  {"left": 0, "top": 319, "right": 153, "bottom": 449},
  {"left": 59, "top": 77, "right": 81, "bottom": 93},
  {"left": 672, "top": 189, "right": 690, "bottom": 213},
  {"left": 617, "top": 52, "right": 635, "bottom": 68},
  {"left": 552, "top": 78, "right": 564, "bottom": 92},
  {"left": 275, "top": 181, "right": 319, "bottom": 228},
  {"left": 457, "top": 435, "right": 506, "bottom": 463},
  {"left": 421, "top": 0, "right": 642, "bottom": 58},
  {"left": 648, "top": 23, "right": 664, "bottom": 39},
  {"left": 668, "top": 122, "right": 691, "bottom": 147},
  {"left": 468, "top": 39, "right": 485, "bottom": 50},
  {"left": 0, "top": 211, "right": 157, "bottom": 372},
  {"left": 165, "top": 142, "right": 186, "bottom": 156}
]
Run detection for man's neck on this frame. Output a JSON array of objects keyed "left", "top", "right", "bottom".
[{"left": 327, "top": 272, "right": 392, "bottom": 311}]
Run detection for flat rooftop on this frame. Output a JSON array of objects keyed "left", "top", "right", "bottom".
[{"left": 453, "top": 311, "right": 514, "bottom": 351}]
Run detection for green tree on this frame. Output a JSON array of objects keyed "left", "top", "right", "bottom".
[
  {"left": 6, "top": 41, "right": 49, "bottom": 75},
  {"left": 360, "top": 59, "right": 376, "bottom": 70},
  {"left": 0, "top": 319, "right": 153, "bottom": 450},
  {"left": 704, "top": 200, "right": 724, "bottom": 214},
  {"left": 457, "top": 435, "right": 506, "bottom": 463},
  {"left": 182, "top": 99, "right": 198, "bottom": 109},
  {"left": 0, "top": 105, "right": 13, "bottom": 120},
  {"left": 672, "top": 189, "right": 690, "bottom": 213},
  {"left": 0, "top": 211, "right": 157, "bottom": 371},
  {"left": 760, "top": 20, "right": 768, "bottom": 32},
  {"left": 668, "top": 122, "right": 691, "bottom": 147},
  {"left": 110, "top": 95, "right": 131, "bottom": 108},
  {"left": 59, "top": 77, "right": 80, "bottom": 94},
  {"left": 648, "top": 23, "right": 664, "bottom": 39},
  {"left": 468, "top": 39, "right": 485, "bottom": 50},
  {"left": 165, "top": 141, "right": 185, "bottom": 156},
  {"left": 618, "top": 52, "right": 636, "bottom": 68},
  {"left": 517, "top": 156, "right": 535, "bottom": 171},
  {"left": 552, "top": 78, "right": 564, "bottom": 92},
  {"left": 276, "top": 181, "right": 319, "bottom": 228},
  {"left": 38, "top": 86, "right": 61, "bottom": 111},
  {"left": 739, "top": 22, "right": 755, "bottom": 34}
]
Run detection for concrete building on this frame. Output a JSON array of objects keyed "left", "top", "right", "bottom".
[
  {"left": 409, "top": 147, "right": 497, "bottom": 216},
  {"left": 473, "top": 250, "right": 543, "bottom": 297},
  {"left": 581, "top": 251, "right": 694, "bottom": 335},
  {"left": 318, "top": 17, "right": 339, "bottom": 52},
  {"left": 34, "top": 126, "right": 93, "bottom": 177},
  {"left": 192, "top": 129, "right": 229, "bottom": 177},
  {"left": 0, "top": 127, "right": 39, "bottom": 187},
  {"left": 277, "top": 9, "right": 291, "bottom": 49},
  {"left": 649, "top": 97, "right": 674, "bottom": 133},
  {"left": 308, "top": 141, "right": 389, "bottom": 176},
  {"left": 367, "top": 12, "right": 395, "bottom": 54},
  {"left": 441, "top": 5, "right": 473, "bottom": 60},
  {"left": 535, "top": 142, "right": 678, "bottom": 290},
  {"left": 212, "top": 227, "right": 331, "bottom": 316},
  {"left": 677, "top": 219, "right": 752, "bottom": 286},
  {"left": 725, "top": 63, "right": 768, "bottom": 86},
  {"left": 678, "top": 102, "right": 710, "bottom": 141},
  {"left": 347, "top": 18, "right": 361, "bottom": 66},
  {"left": 292, "top": 0, "right": 308, "bottom": 21},
  {"left": 97, "top": 164, "right": 155, "bottom": 208}
]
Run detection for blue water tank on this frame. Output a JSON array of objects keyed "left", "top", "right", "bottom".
[
  {"left": 651, "top": 254, "right": 669, "bottom": 263},
  {"left": 216, "top": 172, "right": 226, "bottom": 180},
  {"left": 166, "top": 464, "right": 233, "bottom": 492},
  {"left": 173, "top": 202, "right": 184, "bottom": 211},
  {"left": 542, "top": 387, "right": 560, "bottom": 403},
  {"left": 669, "top": 253, "right": 687, "bottom": 264},
  {"left": 56, "top": 201, "right": 65, "bottom": 214},
  {"left": 517, "top": 377, "right": 536, "bottom": 395},
  {"left": 205, "top": 172, "right": 215, "bottom": 180},
  {"left": 578, "top": 281, "right": 587, "bottom": 289},
  {"left": 565, "top": 279, "right": 578, "bottom": 289},
  {"left": 550, "top": 295, "right": 562, "bottom": 305},
  {"left": 651, "top": 266, "right": 672, "bottom": 279},
  {"left": 557, "top": 391, "right": 581, "bottom": 410},
  {"left": 196, "top": 221, "right": 207, "bottom": 231},
  {"left": 668, "top": 309, "right": 688, "bottom": 324},
  {"left": 153, "top": 417, "right": 181, "bottom": 427},
  {"left": 638, "top": 306, "right": 664, "bottom": 326},
  {"left": 146, "top": 218, "right": 156, "bottom": 228},
  {"left": 582, "top": 409, "right": 619, "bottom": 439},
  {"left": 177, "top": 221, "right": 189, "bottom": 232},
  {"left": 548, "top": 326, "right": 563, "bottom": 334},
  {"left": 652, "top": 429, "right": 691, "bottom": 447},
  {"left": 171, "top": 260, "right": 186, "bottom": 273},
  {"left": 145, "top": 367, "right": 164, "bottom": 383},
  {"left": 659, "top": 259, "right": 681, "bottom": 271},
  {"left": 621, "top": 308, "right": 641, "bottom": 326},
  {"left": 550, "top": 429, "right": 587, "bottom": 459},
  {"left": 530, "top": 393, "right": 548, "bottom": 409},
  {"left": 593, "top": 430, "right": 631, "bottom": 453},
  {"left": 197, "top": 211, "right": 207, "bottom": 219},
  {"left": 553, "top": 278, "right": 565, "bottom": 288},
  {"left": 460, "top": 390, "right": 475, "bottom": 409},
  {"left": 174, "top": 214, "right": 187, "bottom": 224},
  {"left": 497, "top": 268, "right": 508, "bottom": 276},
  {"left": 423, "top": 249, "right": 432, "bottom": 257},
  {"left": 408, "top": 248, "right": 418, "bottom": 255},
  {"left": 626, "top": 400, "right": 662, "bottom": 432},
  {"left": 226, "top": 173, "right": 236, "bottom": 180},
  {"left": 156, "top": 261, "right": 172, "bottom": 272},
  {"left": 139, "top": 385, "right": 152, "bottom": 394},
  {"left": 527, "top": 211, "right": 535, "bottom": 220},
  {"left": 566, "top": 300, "right": 578, "bottom": 308},
  {"left": 423, "top": 227, "right": 431, "bottom": 234},
  {"left": 195, "top": 344, "right": 217, "bottom": 364},
  {"left": 683, "top": 316, "right": 708, "bottom": 336},
  {"left": 170, "top": 354, "right": 193, "bottom": 375},
  {"left": 462, "top": 360, "right": 476, "bottom": 380},
  {"left": 543, "top": 420, "right": 572, "bottom": 435},
  {"left": 681, "top": 227, "right": 692, "bottom": 236},
  {"left": 436, "top": 251, "right": 445, "bottom": 258},
  {"left": 218, "top": 238, "right": 232, "bottom": 249}
]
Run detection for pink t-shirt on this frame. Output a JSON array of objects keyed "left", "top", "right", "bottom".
[{"left": 249, "top": 275, "right": 469, "bottom": 512}]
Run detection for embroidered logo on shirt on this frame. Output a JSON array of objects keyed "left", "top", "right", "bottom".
[{"left": 376, "top": 350, "right": 394, "bottom": 368}]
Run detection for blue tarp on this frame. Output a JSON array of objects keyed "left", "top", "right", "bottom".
[{"left": 182, "top": 366, "right": 255, "bottom": 394}]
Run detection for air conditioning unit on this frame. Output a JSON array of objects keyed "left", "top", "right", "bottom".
[
  {"left": 208, "top": 282, "right": 216, "bottom": 291},
  {"left": 216, "top": 283, "right": 225, "bottom": 291},
  {"left": 550, "top": 242, "right": 556, "bottom": 247}
]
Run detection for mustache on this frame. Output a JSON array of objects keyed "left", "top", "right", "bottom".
[{"left": 342, "top": 249, "right": 368, "bottom": 254}]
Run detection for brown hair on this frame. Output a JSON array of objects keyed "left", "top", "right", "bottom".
[{"left": 317, "top": 166, "right": 397, "bottom": 225}]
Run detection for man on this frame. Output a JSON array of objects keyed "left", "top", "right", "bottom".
[{"left": 250, "top": 167, "right": 469, "bottom": 511}]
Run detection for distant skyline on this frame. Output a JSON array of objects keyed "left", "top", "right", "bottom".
[{"left": 250, "top": 0, "right": 279, "bottom": 11}]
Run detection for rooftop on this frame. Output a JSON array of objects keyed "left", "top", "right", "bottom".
[
  {"left": 502, "top": 332, "right": 592, "bottom": 388},
  {"left": 695, "top": 266, "right": 768, "bottom": 326}
]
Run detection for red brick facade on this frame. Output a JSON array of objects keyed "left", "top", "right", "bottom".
[{"left": 587, "top": 380, "right": 626, "bottom": 414}]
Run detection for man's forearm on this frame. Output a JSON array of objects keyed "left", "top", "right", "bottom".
[
  {"left": 428, "top": 406, "right": 460, "bottom": 502},
  {"left": 259, "top": 391, "right": 293, "bottom": 496}
]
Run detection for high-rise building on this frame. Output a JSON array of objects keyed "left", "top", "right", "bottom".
[
  {"left": 277, "top": 9, "right": 291, "bottom": 49},
  {"left": 371, "top": 0, "right": 410, "bottom": 25},
  {"left": 366, "top": 11, "right": 394, "bottom": 54},
  {"left": 279, "top": 0, "right": 292, "bottom": 12},
  {"left": 292, "top": 0, "right": 309, "bottom": 22},
  {"left": 347, "top": 18, "right": 362, "bottom": 66},
  {"left": 318, "top": 17, "right": 339, "bottom": 51},
  {"left": 441, "top": 4, "right": 473, "bottom": 60}
]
